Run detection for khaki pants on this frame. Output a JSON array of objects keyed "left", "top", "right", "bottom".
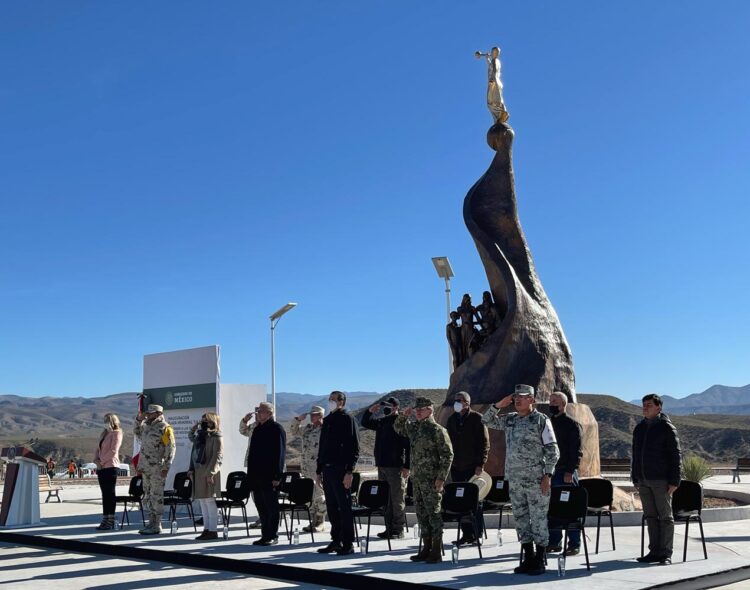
[{"left": 378, "top": 467, "right": 406, "bottom": 533}]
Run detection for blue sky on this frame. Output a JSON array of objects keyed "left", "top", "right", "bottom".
[{"left": 1, "top": 2, "right": 749, "bottom": 400}]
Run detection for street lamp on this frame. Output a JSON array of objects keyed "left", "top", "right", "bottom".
[
  {"left": 431, "top": 256, "right": 454, "bottom": 378},
  {"left": 270, "top": 302, "right": 297, "bottom": 414}
]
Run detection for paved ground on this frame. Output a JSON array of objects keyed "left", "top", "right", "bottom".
[{"left": 1, "top": 476, "right": 750, "bottom": 589}]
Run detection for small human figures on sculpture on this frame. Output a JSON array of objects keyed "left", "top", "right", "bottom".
[
  {"left": 447, "top": 291, "right": 502, "bottom": 369},
  {"left": 457, "top": 293, "right": 480, "bottom": 364},
  {"left": 447, "top": 311, "right": 463, "bottom": 370},
  {"left": 475, "top": 46, "right": 509, "bottom": 124},
  {"left": 477, "top": 290, "right": 501, "bottom": 335}
]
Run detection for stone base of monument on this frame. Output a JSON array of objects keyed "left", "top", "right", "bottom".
[{"left": 437, "top": 402, "right": 600, "bottom": 477}]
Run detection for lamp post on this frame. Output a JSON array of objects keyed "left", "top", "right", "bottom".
[
  {"left": 270, "top": 302, "right": 297, "bottom": 414},
  {"left": 431, "top": 257, "right": 454, "bottom": 378}
]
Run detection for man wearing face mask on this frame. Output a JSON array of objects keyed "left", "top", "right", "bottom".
[
  {"left": 361, "top": 396, "right": 410, "bottom": 539},
  {"left": 546, "top": 391, "right": 583, "bottom": 555},
  {"left": 133, "top": 404, "right": 176, "bottom": 535},
  {"left": 446, "top": 391, "right": 489, "bottom": 546},
  {"left": 316, "top": 391, "right": 360, "bottom": 556},
  {"left": 291, "top": 405, "right": 327, "bottom": 532}
]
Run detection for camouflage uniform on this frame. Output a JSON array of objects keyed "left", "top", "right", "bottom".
[
  {"left": 393, "top": 412, "right": 453, "bottom": 537},
  {"left": 482, "top": 405, "right": 559, "bottom": 546},
  {"left": 133, "top": 414, "right": 176, "bottom": 532},
  {"left": 239, "top": 418, "right": 257, "bottom": 467},
  {"left": 290, "top": 418, "right": 327, "bottom": 528}
]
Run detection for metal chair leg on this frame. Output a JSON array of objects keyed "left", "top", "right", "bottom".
[
  {"left": 683, "top": 519, "right": 689, "bottom": 562},
  {"left": 698, "top": 518, "right": 707, "bottom": 559},
  {"left": 595, "top": 512, "right": 601, "bottom": 554},
  {"left": 609, "top": 510, "right": 616, "bottom": 550},
  {"left": 582, "top": 526, "right": 590, "bottom": 571}
]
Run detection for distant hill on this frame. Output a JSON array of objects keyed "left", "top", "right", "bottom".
[
  {"left": 629, "top": 384, "right": 750, "bottom": 415},
  {"left": 581, "top": 393, "right": 750, "bottom": 461}
]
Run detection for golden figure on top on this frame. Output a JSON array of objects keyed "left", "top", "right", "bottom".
[{"left": 475, "top": 47, "right": 509, "bottom": 123}]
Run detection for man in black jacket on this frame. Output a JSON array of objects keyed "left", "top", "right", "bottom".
[
  {"left": 361, "top": 396, "right": 410, "bottom": 539},
  {"left": 632, "top": 394, "right": 682, "bottom": 566},
  {"left": 247, "top": 402, "right": 286, "bottom": 546},
  {"left": 446, "top": 391, "right": 489, "bottom": 545},
  {"left": 546, "top": 391, "right": 583, "bottom": 555},
  {"left": 316, "top": 391, "right": 360, "bottom": 556}
]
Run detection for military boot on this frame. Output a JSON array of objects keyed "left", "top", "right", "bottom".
[
  {"left": 526, "top": 544, "right": 547, "bottom": 575},
  {"left": 514, "top": 542, "right": 534, "bottom": 574},
  {"left": 425, "top": 534, "right": 443, "bottom": 564},
  {"left": 410, "top": 536, "right": 432, "bottom": 562}
]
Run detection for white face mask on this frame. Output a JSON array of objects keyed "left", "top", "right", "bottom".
[
  {"left": 453, "top": 402, "right": 464, "bottom": 413},
  {"left": 328, "top": 400, "right": 339, "bottom": 413}
]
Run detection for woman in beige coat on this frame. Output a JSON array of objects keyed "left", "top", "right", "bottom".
[{"left": 188, "top": 412, "right": 224, "bottom": 540}]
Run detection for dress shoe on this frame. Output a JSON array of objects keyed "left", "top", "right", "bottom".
[
  {"left": 196, "top": 531, "right": 218, "bottom": 540},
  {"left": 336, "top": 544, "right": 355, "bottom": 556},
  {"left": 258, "top": 537, "right": 278, "bottom": 546},
  {"left": 564, "top": 546, "right": 580, "bottom": 556},
  {"left": 456, "top": 535, "right": 477, "bottom": 546},
  {"left": 377, "top": 530, "right": 392, "bottom": 539},
  {"left": 637, "top": 553, "right": 661, "bottom": 563},
  {"left": 317, "top": 542, "right": 342, "bottom": 554},
  {"left": 546, "top": 545, "right": 562, "bottom": 553},
  {"left": 658, "top": 557, "right": 672, "bottom": 566},
  {"left": 249, "top": 520, "right": 262, "bottom": 529}
]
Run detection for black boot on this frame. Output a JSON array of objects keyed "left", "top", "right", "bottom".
[
  {"left": 527, "top": 544, "right": 547, "bottom": 575},
  {"left": 410, "top": 536, "right": 432, "bottom": 562},
  {"left": 514, "top": 542, "right": 534, "bottom": 574}
]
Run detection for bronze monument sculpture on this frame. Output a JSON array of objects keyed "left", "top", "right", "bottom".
[{"left": 445, "top": 47, "right": 576, "bottom": 405}]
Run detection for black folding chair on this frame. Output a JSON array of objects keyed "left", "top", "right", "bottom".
[
  {"left": 279, "top": 477, "right": 317, "bottom": 544},
  {"left": 442, "top": 482, "right": 483, "bottom": 559},
  {"left": 216, "top": 471, "right": 252, "bottom": 537},
  {"left": 404, "top": 477, "right": 414, "bottom": 533},
  {"left": 548, "top": 486, "right": 590, "bottom": 570},
  {"left": 481, "top": 477, "right": 510, "bottom": 540},
  {"left": 351, "top": 479, "right": 391, "bottom": 553},
  {"left": 672, "top": 480, "right": 708, "bottom": 562},
  {"left": 279, "top": 472, "right": 300, "bottom": 503},
  {"left": 163, "top": 471, "right": 197, "bottom": 531},
  {"left": 641, "top": 480, "right": 707, "bottom": 562},
  {"left": 579, "top": 478, "right": 615, "bottom": 553},
  {"left": 115, "top": 475, "right": 145, "bottom": 527}
]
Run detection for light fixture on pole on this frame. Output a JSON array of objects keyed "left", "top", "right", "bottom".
[
  {"left": 270, "top": 302, "right": 297, "bottom": 415},
  {"left": 431, "top": 256, "right": 454, "bottom": 378}
]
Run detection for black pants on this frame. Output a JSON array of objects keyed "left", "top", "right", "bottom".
[
  {"left": 253, "top": 485, "right": 280, "bottom": 541},
  {"left": 450, "top": 467, "right": 484, "bottom": 538},
  {"left": 322, "top": 465, "right": 354, "bottom": 546},
  {"left": 97, "top": 467, "right": 118, "bottom": 515}
]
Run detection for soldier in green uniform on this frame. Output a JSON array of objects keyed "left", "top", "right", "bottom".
[
  {"left": 133, "top": 404, "right": 176, "bottom": 535},
  {"left": 482, "top": 384, "right": 559, "bottom": 575},
  {"left": 394, "top": 396, "right": 453, "bottom": 564},
  {"left": 290, "top": 405, "right": 327, "bottom": 532}
]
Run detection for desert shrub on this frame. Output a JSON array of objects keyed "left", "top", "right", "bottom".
[{"left": 682, "top": 455, "right": 711, "bottom": 483}]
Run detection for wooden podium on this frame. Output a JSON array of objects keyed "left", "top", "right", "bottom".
[{"left": 0, "top": 446, "right": 47, "bottom": 527}]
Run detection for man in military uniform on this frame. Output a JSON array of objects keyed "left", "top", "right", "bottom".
[
  {"left": 483, "top": 384, "right": 559, "bottom": 575},
  {"left": 133, "top": 404, "right": 176, "bottom": 535},
  {"left": 290, "top": 405, "right": 327, "bottom": 532},
  {"left": 394, "top": 397, "right": 453, "bottom": 564}
]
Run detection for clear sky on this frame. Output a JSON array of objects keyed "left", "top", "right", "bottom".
[{"left": 2, "top": 2, "right": 749, "bottom": 400}]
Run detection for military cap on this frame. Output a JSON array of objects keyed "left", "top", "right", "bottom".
[
  {"left": 310, "top": 405, "right": 324, "bottom": 415},
  {"left": 414, "top": 397, "right": 433, "bottom": 409},
  {"left": 146, "top": 404, "right": 163, "bottom": 413},
  {"left": 514, "top": 384, "right": 535, "bottom": 397}
]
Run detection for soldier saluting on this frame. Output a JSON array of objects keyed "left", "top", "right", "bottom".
[
  {"left": 133, "top": 404, "right": 176, "bottom": 535},
  {"left": 482, "top": 385, "right": 559, "bottom": 575},
  {"left": 394, "top": 397, "right": 453, "bottom": 564},
  {"left": 290, "top": 405, "right": 327, "bottom": 533}
]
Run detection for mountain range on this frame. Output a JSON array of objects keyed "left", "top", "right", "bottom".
[{"left": 629, "top": 384, "right": 750, "bottom": 415}]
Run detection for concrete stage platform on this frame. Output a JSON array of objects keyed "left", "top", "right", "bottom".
[{"left": 1, "top": 477, "right": 750, "bottom": 590}]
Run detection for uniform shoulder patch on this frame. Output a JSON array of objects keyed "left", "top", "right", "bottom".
[{"left": 541, "top": 419, "right": 556, "bottom": 445}]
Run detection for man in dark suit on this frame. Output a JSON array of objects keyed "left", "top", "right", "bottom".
[
  {"left": 247, "top": 401, "right": 286, "bottom": 546},
  {"left": 316, "top": 391, "right": 360, "bottom": 556}
]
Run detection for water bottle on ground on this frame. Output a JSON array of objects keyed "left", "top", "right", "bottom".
[
  {"left": 170, "top": 520, "right": 177, "bottom": 535},
  {"left": 412, "top": 523, "right": 420, "bottom": 539},
  {"left": 451, "top": 544, "right": 459, "bottom": 564},
  {"left": 497, "top": 530, "right": 502, "bottom": 547},
  {"left": 222, "top": 524, "right": 229, "bottom": 540},
  {"left": 359, "top": 539, "right": 367, "bottom": 554},
  {"left": 558, "top": 553, "right": 566, "bottom": 577},
  {"left": 113, "top": 519, "right": 120, "bottom": 531},
  {"left": 292, "top": 528, "right": 300, "bottom": 545}
]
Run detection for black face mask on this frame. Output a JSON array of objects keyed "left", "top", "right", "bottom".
[
  {"left": 382, "top": 406, "right": 392, "bottom": 416},
  {"left": 200, "top": 421, "right": 209, "bottom": 429},
  {"left": 548, "top": 406, "right": 561, "bottom": 417}
]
